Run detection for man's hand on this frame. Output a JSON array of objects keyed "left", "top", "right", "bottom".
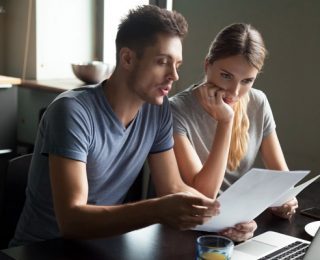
[
  {"left": 156, "top": 192, "right": 220, "bottom": 230},
  {"left": 219, "top": 220, "right": 257, "bottom": 242},
  {"left": 269, "top": 197, "right": 298, "bottom": 219}
]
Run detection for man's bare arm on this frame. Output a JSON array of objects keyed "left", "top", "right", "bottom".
[{"left": 49, "top": 154, "right": 219, "bottom": 239}]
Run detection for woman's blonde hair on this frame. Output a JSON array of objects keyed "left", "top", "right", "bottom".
[{"left": 206, "top": 23, "right": 267, "bottom": 171}]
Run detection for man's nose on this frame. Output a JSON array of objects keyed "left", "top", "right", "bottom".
[{"left": 167, "top": 66, "right": 179, "bottom": 82}]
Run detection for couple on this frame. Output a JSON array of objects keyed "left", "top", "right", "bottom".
[{"left": 11, "top": 5, "right": 297, "bottom": 247}]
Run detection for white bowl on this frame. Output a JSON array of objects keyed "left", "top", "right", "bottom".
[{"left": 71, "top": 61, "right": 113, "bottom": 84}]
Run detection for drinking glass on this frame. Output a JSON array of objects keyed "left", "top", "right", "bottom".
[{"left": 196, "top": 235, "right": 234, "bottom": 260}]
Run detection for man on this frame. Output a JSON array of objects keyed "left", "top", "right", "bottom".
[{"left": 11, "top": 5, "right": 219, "bottom": 246}]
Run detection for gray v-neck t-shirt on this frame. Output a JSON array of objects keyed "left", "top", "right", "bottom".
[
  {"left": 170, "top": 85, "right": 275, "bottom": 192},
  {"left": 12, "top": 83, "right": 173, "bottom": 246}
]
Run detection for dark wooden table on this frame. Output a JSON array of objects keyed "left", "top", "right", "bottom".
[{"left": 1, "top": 181, "right": 319, "bottom": 260}]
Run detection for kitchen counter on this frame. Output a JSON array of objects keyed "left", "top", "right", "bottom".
[
  {"left": 1, "top": 75, "right": 93, "bottom": 93},
  {"left": 20, "top": 78, "right": 86, "bottom": 93},
  {"left": 1, "top": 75, "right": 88, "bottom": 93},
  {"left": 0, "top": 75, "right": 22, "bottom": 86}
]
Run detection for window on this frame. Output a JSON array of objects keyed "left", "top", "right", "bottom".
[
  {"left": 103, "top": 0, "right": 149, "bottom": 66},
  {"left": 102, "top": 0, "right": 172, "bottom": 66}
]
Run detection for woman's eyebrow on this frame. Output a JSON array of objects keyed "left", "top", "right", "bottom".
[
  {"left": 220, "top": 68, "right": 256, "bottom": 80},
  {"left": 220, "top": 68, "right": 233, "bottom": 75}
]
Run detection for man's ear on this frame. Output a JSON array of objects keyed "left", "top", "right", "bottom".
[{"left": 119, "top": 47, "right": 135, "bottom": 70}]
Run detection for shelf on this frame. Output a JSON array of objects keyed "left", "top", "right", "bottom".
[{"left": 0, "top": 75, "right": 22, "bottom": 85}]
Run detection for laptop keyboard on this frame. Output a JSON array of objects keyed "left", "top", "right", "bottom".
[{"left": 258, "top": 241, "right": 309, "bottom": 260}]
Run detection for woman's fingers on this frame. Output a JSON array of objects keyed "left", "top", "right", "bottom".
[{"left": 270, "top": 198, "right": 299, "bottom": 219}]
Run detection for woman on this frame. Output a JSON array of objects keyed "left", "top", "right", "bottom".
[{"left": 170, "top": 23, "right": 298, "bottom": 241}]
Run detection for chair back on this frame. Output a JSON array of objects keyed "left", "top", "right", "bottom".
[{"left": 0, "top": 153, "right": 32, "bottom": 249}]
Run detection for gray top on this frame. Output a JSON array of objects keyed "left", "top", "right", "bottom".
[
  {"left": 11, "top": 83, "right": 173, "bottom": 246},
  {"left": 170, "top": 85, "right": 276, "bottom": 192}
]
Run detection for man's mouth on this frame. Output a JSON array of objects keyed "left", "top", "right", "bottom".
[{"left": 158, "top": 84, "right": 171, "bottom": 96}]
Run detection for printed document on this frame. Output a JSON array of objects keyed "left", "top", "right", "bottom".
[{"left": 194, "top": 168, "right": 318, "bottom": 232}]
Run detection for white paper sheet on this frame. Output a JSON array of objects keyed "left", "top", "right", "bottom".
[
  {"left": 271, "top": 174, "right": 320, "bottom": 206},
  {"left": 194, "top": 168, "right": 310, "bottom": 232}
]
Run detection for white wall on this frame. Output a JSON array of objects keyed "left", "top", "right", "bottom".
[{"left": 173, "top": 0, "right": 320, "bottom": 175}]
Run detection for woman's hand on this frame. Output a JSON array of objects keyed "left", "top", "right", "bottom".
[
  {"left": 195, "top": 82, "right": 234, "bottom": 123},
  {"left": 269, "top": 197, "right": 298, "bottom": 219},
  {"left": 219, "top": 220, "right": 257, "bottom": 242}
]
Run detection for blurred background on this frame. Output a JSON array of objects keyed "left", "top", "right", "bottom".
[{"left": 0, "top": 0, "right": 319, "bottom": 177}]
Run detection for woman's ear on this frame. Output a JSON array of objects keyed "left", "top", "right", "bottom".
[
  {"left": 119, "top": 47, "right": 135, "bottom": 70},
  {"left": 204, "top": 59, "right": 210, "bottom": 74}
]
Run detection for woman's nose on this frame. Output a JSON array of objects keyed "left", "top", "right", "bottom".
[{"left": 229, "top": 82, "right": 240, "bottom": 96}]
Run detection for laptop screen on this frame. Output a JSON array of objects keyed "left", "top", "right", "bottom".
[{"left": 304, "top": 226, "right": 320, "bottom": 259}]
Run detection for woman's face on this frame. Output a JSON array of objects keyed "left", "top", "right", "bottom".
[{"left": 205, "top": 54, "right": 259, "bottom": 106}]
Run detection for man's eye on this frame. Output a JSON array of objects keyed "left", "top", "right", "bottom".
[{"left": 158, "top": 59, "right": 168, "bottom": 65}]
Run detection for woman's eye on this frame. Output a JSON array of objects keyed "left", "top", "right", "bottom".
[
  {"left": 242, "top": 78, "right": 254, "bottom": 84},
  {"left": 221, "top": 73, "right": 231, "bottom": 79}
]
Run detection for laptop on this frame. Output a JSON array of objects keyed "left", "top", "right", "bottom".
[{"left": 232, "top": 226, "right": 320, "bottom": 259}]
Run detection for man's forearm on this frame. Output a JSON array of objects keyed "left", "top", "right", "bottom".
[{"left": 58, "top": 198, "right": 162, "bottom": 239}]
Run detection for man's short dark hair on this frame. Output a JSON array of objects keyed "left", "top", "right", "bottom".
[{"left": 115, "top": 5, "right": 188, "bottom": 62}]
